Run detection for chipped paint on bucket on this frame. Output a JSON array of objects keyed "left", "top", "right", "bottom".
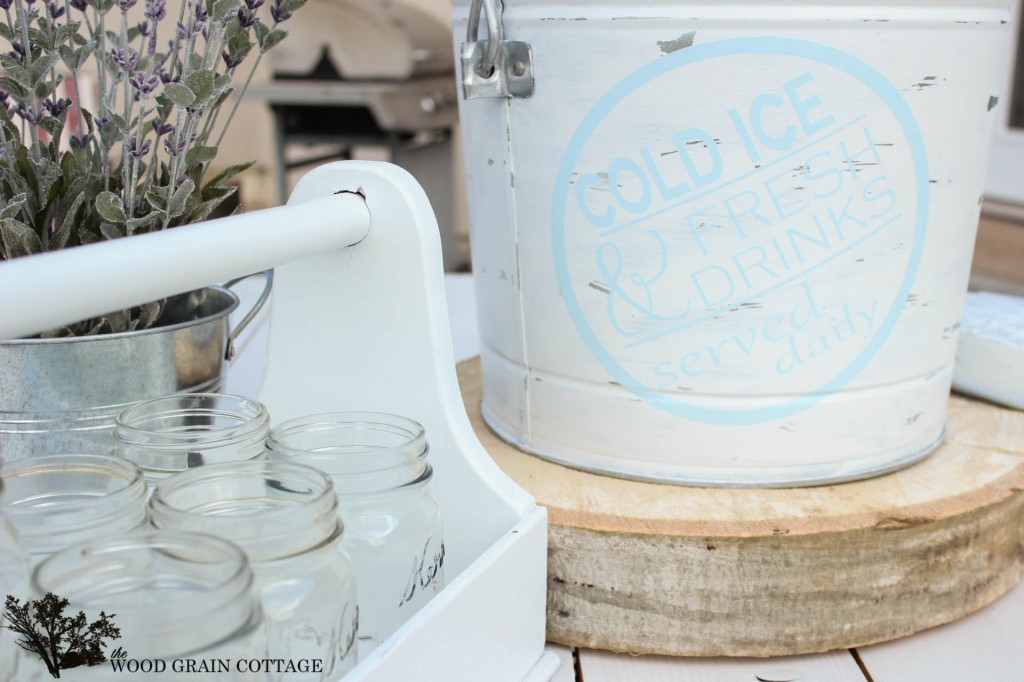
[{"left": 454, "top": 2, "right": 1014, "bottom": 486}]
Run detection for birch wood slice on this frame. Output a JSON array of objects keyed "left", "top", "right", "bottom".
[{"left": 456, "top": 357, "right": 1024, "bottom": 657}]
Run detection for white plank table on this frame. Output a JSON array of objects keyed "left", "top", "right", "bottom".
[{"left": 228, "top": 273, "right": 1024, "bottom": 681}]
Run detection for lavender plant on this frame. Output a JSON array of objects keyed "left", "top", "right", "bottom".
[{"left": 0, "top": 0, "right": 303, "bottom": 335}]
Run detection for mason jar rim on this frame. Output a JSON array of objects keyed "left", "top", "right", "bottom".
[
  {"left": 149, "top": 460, "right": 340, "bottom": 561},
  {"left": 114, "top": 393, "right": 270, "bottom": 449},
  {"left": 32, "top": 529, "right": 256, "bottom": 626},
  {"left": 267, "top": 412, "right": 428, "bottom": 476},
  {"left": 1, "top": 454, "right": 147, "bottom": 545}
]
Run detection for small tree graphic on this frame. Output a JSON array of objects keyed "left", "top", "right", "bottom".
[{"left": 2, "top": 593, "right": 120, "bottom": 679}]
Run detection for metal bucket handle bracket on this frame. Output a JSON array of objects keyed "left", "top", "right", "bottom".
[
  {"left": 461, "top": 0, "right": 534, "bottom": 99},
  {"left": 224, "top": 269, "right": 273, "bottom": 361}
]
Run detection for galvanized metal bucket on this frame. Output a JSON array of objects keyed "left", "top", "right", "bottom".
[
  {"left": 453, "top": 0, "right": 1014, "bottom": 485},
  {"left": 0, "top": 274, "right": 271, "bottom": 463}
]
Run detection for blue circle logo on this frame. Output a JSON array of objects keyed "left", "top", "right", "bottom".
[{"left": 551, "top": 37, "right": 929, "bottom": 425}]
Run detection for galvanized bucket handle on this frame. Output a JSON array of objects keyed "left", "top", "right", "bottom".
[
  {"left": 461, "top": 0, "right": 534, "bottom": 99},
  {"left": 224, "top": 269, "right": 273, "bottom": 361}
]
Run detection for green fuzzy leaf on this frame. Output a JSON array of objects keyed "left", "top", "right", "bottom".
[
  {"left": 0, "top": 53, "right": 22, "bottom": 70},
  {"left": 55, "top": 21, "right": 82, "bottom": 46},
  {"left": 280, "top": 0, "right": 306, "bottom": 14},
  {"left": 188, "top": 52, "right": 203, "bottom": 71},
  {"left": 125, "top": 210, "right": 161, "bottom": 233},
  {"left": 211, "top": 0, "right": 239, "bottom": 21},
  {"left": 35, "top": 80, "right": 55, "bottom": 99},
  {"left": 228, "top": 31, "right": 252, "bottom": 56},
  {"left": 187, "top": 196, "right": 230, "bottom": 224},
  {"left": 109, "top": 113, "right": 129, "bottom": 132},
  {"left": 213, "top": 73, "right": 232, "bottom": 96},
  {"left": 260, "top": 28, "right": 287, "bottom": 53},
  {"left": 253, "top": 22, "right": 268, "bottom": 43},
  {"left": 30, "top": 53, "right": 60, "bottom": 85},
  {"left": 1, "top": 218, "right": 42, "bottom": 258},
  {"left": 0, "top": 193, "right": 27, "bottom": 221},
  {"left": 36, "top": 161, "right": 63, "bottom": 202},
  {"left": 163, "top": 82, "right": 196, "bottom": 107},
  {"left": 0, "top": 78, "right": 26, "bottom": 100},
  {"left": 185, "top": 69, "right": 216, "bottom": 104},
  {"left": 167, "top": 178, "right": 195, "bottom": 218},
  {"left": 205, "top": 161, "right": 253, "bottom": 187},
  {"left": 185, "top": 145, "right": 217, "bottom": 167},
  {"left": 39, "top": 117, "right": 63, "bottom": 136},
  {"left": 145, "top": 186, "right": 168, "bottom": 212},
  {"left": 76, "top": 42, "right": 96, "bottom": 70},
  {"left": 223, "top": 18, "right": 242, "bottom": 40},
  {"left": 51, "top": 191, "right": 86, "bottom": 250},
  {"left": 4, "top": 65, "right": 32, "bottom": 89},
  {"left": 95, "top": 191, "right": 126, "bottom": 224},
  {"left": 59, "top": 44, "right": 78, "bottom": 69},
  {"left": 99, "top": 221, "right": 126, "bottom": 240},
  {"left": 0, "top": 24, "right": 13, "bottom": 42}
]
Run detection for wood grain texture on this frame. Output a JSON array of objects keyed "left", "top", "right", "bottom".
[
  {"left": 457, "top": 358, "right": 1024, "bottom": 657},
  {"left": 576, "top": 648, "right": 867, "bottom": 682}
]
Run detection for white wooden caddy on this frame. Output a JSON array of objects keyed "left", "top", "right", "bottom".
[{"left": 0, "top": 161, "right": 558, "bottom": 681}]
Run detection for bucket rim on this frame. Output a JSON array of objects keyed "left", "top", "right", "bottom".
[{"left": 1, "top": 285, "right": 240, "bottom": 346}]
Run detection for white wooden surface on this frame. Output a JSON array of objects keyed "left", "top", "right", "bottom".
[
  {"left": 855, "top": 580, "right": 1024, "bottom": 682},
  {"left": 577, "top": 649, "right": 865, "bottom": 682}
]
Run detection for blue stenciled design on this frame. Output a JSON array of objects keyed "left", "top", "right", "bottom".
[{"left": 550, "top": 36, "right": 929, "bottom": 425}]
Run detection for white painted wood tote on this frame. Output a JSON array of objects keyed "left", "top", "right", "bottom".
[{"left": 453, "top": 0, "right": 1015, "bottom": 486}]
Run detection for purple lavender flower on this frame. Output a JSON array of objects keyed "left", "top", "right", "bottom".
[
  {"left": 69, "top": 0, "right": 87, "bottom": 11},
  {"left": 151, "top": 118, "right": 174, "bottom": 136},
  {"left": 23, "top": 0, "right": 36, "bottom": 6},
  {"left": 163, "top": 135, "right": 187, "bottom": 157},
  {"left": 236, "top": 7, "right": 257, "bottom": 27},
  {"left": 244, "top": 0, "right": 264, "bottom": 9},
  {"left": 137, "top": 20, "right": 150, "bottom": 37},
  {"left": 111, "top": 47, "right": 139, "bottom": 72},
  {"left": 270, "top": 1, "right": 290, "bottom": 23},
  {"left": 193, "top": 0, "right": 208, "bottom": 21},
  {"left": 47, "top": 2, "right": 65, "bottom": 18},
  {"left": 144, "top": 0, "right": 166, "bottom": 21},
  {"left": 70, "top": 132, "right": 94, "bottom": 148},
  {"left": 9, "top": 41, "right": 25, "bottom": 62},
  {"left": 115, "top": 0, "right": 137, "bottom": 11},
  {"left": 158, "top": 69, "right": 180, "bottom": 84},
  {"left": 42, "top": 97, "right": 70, "bottom": 116},
  {"left": 0, "top": 91, "right": 9, "bottom": 110},
  {"left": 129, "top": 72, "right": 159, "bottom": 96},
  {"left": 176, "top": 21, "right": 188, "bottom": 40},
  {"left": 0, "top": 0, "right": 13, "bottom": 10},
  {"left": 126, "top": 137, "right": 152, "bottom": 159},
  {"left": 221, "top": 50, "right": 244, "bottom": 68},
  {"left": 15, "top": 106, "right": 44, "bottom": 125}
]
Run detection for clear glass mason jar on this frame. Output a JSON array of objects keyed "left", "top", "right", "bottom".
[
  {"left": 114, "top": 393, "right": 270, "bottom": 487},
  {"left": 0, "top": 480, "right": 29, "bottom": 682},
  {"left": 29, "top": 531, "right": 269, "bottom": 681},
  {"left": 0, "top": 454, "right": 147, "bottom": 565},
  {"left": 267, "top": 413, "right": 444, "bottom": 652},
  {"left": 149, "top": 460, "right": 358, "bottom": 681}
]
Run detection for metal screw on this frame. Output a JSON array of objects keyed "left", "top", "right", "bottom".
[{"left": 512, "top": 60, "right": 526, "bottom": 77}]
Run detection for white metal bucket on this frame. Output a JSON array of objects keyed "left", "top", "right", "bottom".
[{"left": 453, "top": 0, "right": 1014, "bottom": 486}]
